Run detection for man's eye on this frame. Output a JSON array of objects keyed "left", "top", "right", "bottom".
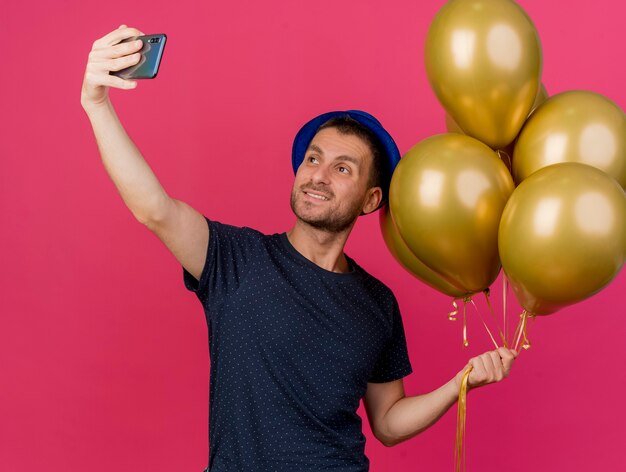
[
  {"left": 339, "top": 166, "right": 349, "bottom": 174},
  {"left": 308, "top": 156, "right": 318, "bottom": 163}
]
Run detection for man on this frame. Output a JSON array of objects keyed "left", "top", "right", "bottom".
[{"left": 81, "top": 25, "right": 517, "bottom": 472}]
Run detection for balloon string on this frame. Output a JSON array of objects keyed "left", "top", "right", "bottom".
[
  {"left": 468, "top": 298, "right": 500, "bottom": 349},
  {"left": 448, "top": 298, "right": 460, "bottom": 321},
  {"left": 448, "top": 298, "right": 470, "bottom": 347},
  {"left": 511, "top": 313, "right": 524, "bottom": 341},
  {"left": 520, "top": 313, "right": 532, "bottom": 351},
  {"left": 482, "top": 289, "right": 508, "bottom": 348},
  {"left": 462, "top": 298, "right": 470, "bottom": 347},
  {"left": 455, "top": 365, "right": 473, "bottom": 472},
  {"left": 496, "top": 149, "right": 512, "bottom": 173},
  {"left": 513, "top": 310, "right": 533, "bottom": 352},
  {"left": 511, "top": 311, "right": 523, "bottom": 350},
  {"left": 502, "top": 275, "right": 508, "bottom": 346}
]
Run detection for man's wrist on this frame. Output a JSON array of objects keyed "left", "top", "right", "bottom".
[
  {"left": 451, "top": 369, "right": 474, "bottom": 397},
  {"left": 445, "top": 377, "right": 462, "bottom": 404},
  {"left": 81, "top": 96, "right": 112, "bottom": 116}
]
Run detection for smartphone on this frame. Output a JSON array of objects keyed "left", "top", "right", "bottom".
[{"left": 110, "top": 34, "right": 167, "bottom": 79}]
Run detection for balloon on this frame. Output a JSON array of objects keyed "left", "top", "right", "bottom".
[
  {"left": 499, "top": 163, "right": 626, "bottom": 315},
  {"left": 389, "top": 134, "right": 515, "bottom": 294},
  {"left": 425, "top": 0, "right": 542, "bottom": 150},
  {"left": 444, "top": 84, "right": 549, "bottom": 174},
  {"left": 528, "top": 83, "right": 549, "bottom": 116},
  {"left": 444, "top": 113, "right": 465, "bottom": 135},
  {"left": 444, "top": 83, "right": 549, "bottom": 136},
  {"left": 379, "top": 205, "right": 468, "bottom": 298},
  {"left": 512, "top": 90, "right": 626, "bottom": 189}
]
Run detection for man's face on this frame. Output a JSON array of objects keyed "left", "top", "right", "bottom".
[{"left": 290, "top": 127, "right": 379, "bottom": 233}]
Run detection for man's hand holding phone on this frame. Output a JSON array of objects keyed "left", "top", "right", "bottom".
[{"left": 81, "top": 25, "right": 156, "bottom": 111}]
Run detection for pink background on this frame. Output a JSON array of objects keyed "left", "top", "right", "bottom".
[{"left": 1, "top": 0, "right": 624, "bottom": 471}]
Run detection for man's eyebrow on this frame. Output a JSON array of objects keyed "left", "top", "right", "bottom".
[{"left": 306, "top": 143, "right": 361, "bottom": 168}]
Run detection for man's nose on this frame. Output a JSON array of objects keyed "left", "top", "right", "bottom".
[{"left": 311, "top": 163, "right": 331, "bottom": 184}]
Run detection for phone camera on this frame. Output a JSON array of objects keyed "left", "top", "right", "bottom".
[{"left": 149, "top": 37, "right": 160, "bottom": 43}]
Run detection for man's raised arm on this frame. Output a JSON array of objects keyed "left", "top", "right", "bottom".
[{"left": 81, "top": 25, "right": 208, "bottom": 282}]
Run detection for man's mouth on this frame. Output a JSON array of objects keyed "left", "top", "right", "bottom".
[{"left": 303, "top": 190, "right": 330, "bottom": 201}]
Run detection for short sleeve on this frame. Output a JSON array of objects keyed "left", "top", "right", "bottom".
[
  {"left": 182, "top": 216, "right": 261, "bottom": 309},
  {"left": 368, "top": 296, "right": 413, "bottom": 383}
]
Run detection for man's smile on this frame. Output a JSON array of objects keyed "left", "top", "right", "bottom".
[{"left": 303, "top": 190, "right": 331, "bottom": 201}]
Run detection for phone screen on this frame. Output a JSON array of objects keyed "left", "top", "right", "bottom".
[{"left": 110, "top": 34, "right": 167, "bottom": 80}]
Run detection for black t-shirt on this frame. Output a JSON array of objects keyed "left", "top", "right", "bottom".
[{"left": 183, "top": 217, "right": 413, "bottom": 472}]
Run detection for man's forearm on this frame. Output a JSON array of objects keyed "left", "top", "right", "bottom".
[
  {"left": 83, "top": 99, "right": 170, "bottom": 224},
  {"left": 381, "top": 378, "right": 459, "bottom": 446}
]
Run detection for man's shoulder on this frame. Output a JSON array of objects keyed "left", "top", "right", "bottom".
[
  {"left": 205, "top": 218, "right": 279, "bottom": 256},
  {"left": 349, "top": 256, "right": 396, "bottom": 300},
  {"left": 208, "top": 218, "right": 269, "bottom": 239}
]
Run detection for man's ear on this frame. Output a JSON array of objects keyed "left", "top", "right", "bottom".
[{"left": 361, "top": 186, "right": 383, "bottom": 215}]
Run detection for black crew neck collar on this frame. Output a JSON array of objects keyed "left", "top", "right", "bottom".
[{"left": 278, "top": 232, "right": 358, "bottom": 278}]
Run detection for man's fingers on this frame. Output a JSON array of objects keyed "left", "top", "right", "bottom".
[
  {"left": 89, "top": 39, "right": 144, "bottom": 61},
  {"left": 105, "top": 74, "right": 138, "bottom": 89},
  {"left": 479, "top": 351, "right": 497, "bottom": 382},
  {"left": 117, "top": 24, "right": 146, "bottom": 36},
  {"left": 465, "top": 347, "right": 518, "bottom": 389},
  {"left": 86, "top": 51, "right": 141, "bottom": 74},
  {"left": 106, "top": 53, "right": 142, "bottom": 72},
  {"left": 498, "top": 347, "right": 516, "bottom": 377},
  {"left": 497, "top": 347, "right": 516, "bottom": 361},
  {"left": 94, "top": 26, "right": 145, "bottom": 49},
  {"left": 85, "top": 70, "right": 137, "bottom": 89},
  {"left": 469, "top": 356, "right": 488, "bottom": 386},
  {"left": 488, "top": 350, "right": 504, "bottom": 381}
]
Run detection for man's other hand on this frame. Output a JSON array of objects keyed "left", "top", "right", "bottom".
[{"left": 454, "top": 347, "right": 518, "bottom": 391}]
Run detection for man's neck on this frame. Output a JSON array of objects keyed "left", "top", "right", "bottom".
[{"left": 285, "top": 220, "right": 354, "bottom": 273}]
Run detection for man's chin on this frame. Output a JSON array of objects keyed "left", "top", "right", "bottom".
[
  {"left": 290, "top": 198, "right": 358, "bottom": 232},
  {"left": 294, "top": 212, "right": 329, "bottom": 228},
  {"left": 295, "top": 212, "right": 357, "bottom": 233}
]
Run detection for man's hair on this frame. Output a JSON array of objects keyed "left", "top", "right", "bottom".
[{"left": 316, "top": 116, "right": 387, "bottom": 200}]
